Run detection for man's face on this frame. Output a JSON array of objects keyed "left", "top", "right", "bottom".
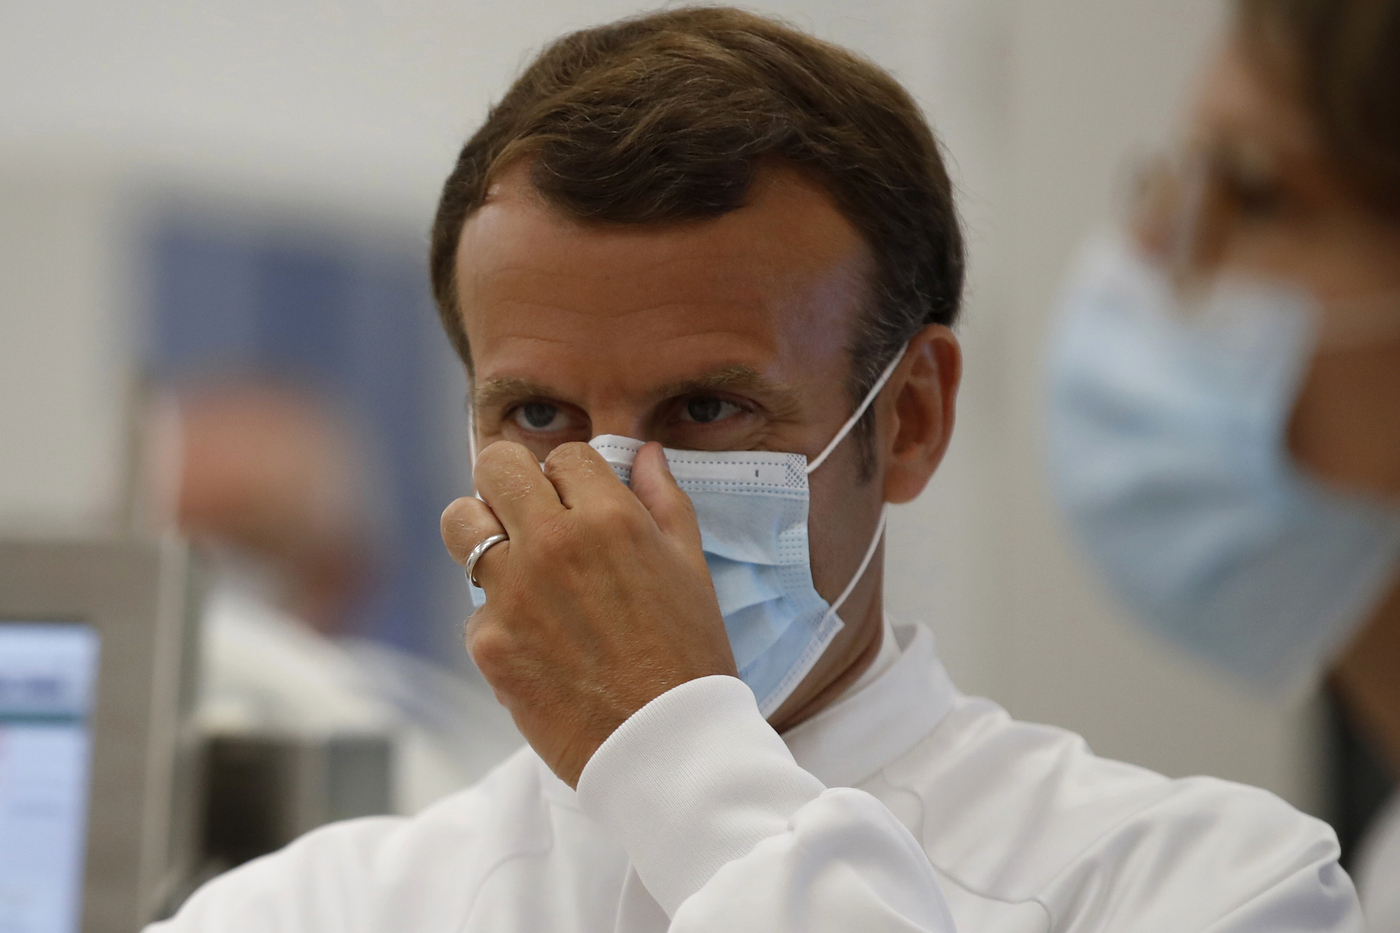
[
  {"left": 454, "top": 161, "right": 893, "bottom": 718},
  {"left": 459, "top": 162, "right": 873, "bottom": 461}
]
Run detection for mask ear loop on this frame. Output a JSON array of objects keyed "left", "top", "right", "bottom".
[
  {"left": 804, "top": 344, "right": 904, "bottom": 620},
  {"left": 467, "top": 402, "right": 477, "bottom": 465},
  {"left": 467, "top": 400, "right": 486, "bottom": 500},
  {"left": 821, "top": 509, "right": 888, "bottom": 623},
  {"left": 805, "top": 343, "right": 909, "bottom": 476}
]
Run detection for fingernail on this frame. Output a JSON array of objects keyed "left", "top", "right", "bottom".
[{"left": 649, "top": 441, "right": 673, "bottom": 474}]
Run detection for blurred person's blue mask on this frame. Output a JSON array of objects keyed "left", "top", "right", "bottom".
[
  {"left": 1046, "top": 233, "right": 1400, "bottom": 688},
  {"left": 469, "top": 349, "right": 903, "bottom": 717}
]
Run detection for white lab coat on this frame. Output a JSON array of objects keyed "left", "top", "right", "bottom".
[
  {"left": 1357, "top": 792, "right": 1400, "bottom": 930},
  {"left": 154, "top": 620, "right": 1360, "bottom": 932}
]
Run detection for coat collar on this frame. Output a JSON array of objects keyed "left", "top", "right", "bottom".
[{"left": 780, "top": 621, "right": 957, "bottom": 789}]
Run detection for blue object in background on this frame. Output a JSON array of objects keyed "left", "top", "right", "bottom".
[{"left": 144, "top": 210, "right": 470, "bottom": 663}]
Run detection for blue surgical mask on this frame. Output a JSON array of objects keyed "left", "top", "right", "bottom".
[
  {"left": 1046, "top": 233, "right": 1400, "bottom": 688},
  {"left": 469, "top": 349, "right": 903, "bottom": 716}
]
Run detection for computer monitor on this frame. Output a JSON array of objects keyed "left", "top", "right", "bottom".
[
  {"left": 0, "top": 622, "right": 101, "bottom": 932},
  {"left": 0, "top": 538, "right": 201, "bottom": 933}
]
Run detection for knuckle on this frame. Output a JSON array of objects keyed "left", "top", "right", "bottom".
[
  {"left": 466, "top": 619, "right": 512, "bottom": 680},
  {"left": 544, "top": 441, "right": 591, "bottom": 470},
  {"left": 528, "top": 516, "right": 574, "bottom": 563},
  {"left": 592, "top": 497, "right": 647, "bottom": 544},
  {"left": 474, "top": 439, "right": 532, "bottom": 476},
  {"left": 440, "top": 498, "right": 485, "bottom": 555},
  {"left": 473, "top": 443, "right": 508, "bottom": 475},
  {"left": 591, "top": 495, "right": 633, "bottom": 527}
]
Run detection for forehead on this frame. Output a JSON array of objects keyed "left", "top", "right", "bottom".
[
  {"left": 453, "top": 162, "right": 872, "bottom": 390},
  {"left": 1196, "top": 37, "right": 1319, "bottom": 162}
]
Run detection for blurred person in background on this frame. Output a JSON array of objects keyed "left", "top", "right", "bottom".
[
  {"left": 154, "top": 8, "right": 1358, "bottom": 932},
  {"left": 142, "top": 212, "right": 470, "bottom": 665},
  {"left": 1047, "top": 0, "right": 1400, "bottom": 924},
  {"left": 139, "top": 206, "right": 525, "bottom": 817},
  {"left": 156, "top": 378, "right": 520, "bottom": 815},
  {"left": 171, "top": 381, "right": 374, "bottom": 635}
]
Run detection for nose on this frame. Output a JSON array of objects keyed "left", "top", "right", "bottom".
[{"left": 586, "top": 407, "right": 652, "bottom": 443}]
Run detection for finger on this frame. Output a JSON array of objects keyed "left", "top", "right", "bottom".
[
  {"left": 629, "top": 443, "right": 704, "bottom": 552},
  {"left": 542, "top": 441, "right": 635, "bottom": 511},
  {"left": 471, "top": 440, "right": 563, "bottom": 538},
  {"left": 441, "top": 495, "right": 510, "bottom": 584}
]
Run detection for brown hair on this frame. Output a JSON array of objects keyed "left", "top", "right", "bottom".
[
  {"left": 429, "top": 6, "right": 964, "bottom": 441},
  {"left": 1237, "top": 0, "right": 1400, "bottom": 215}
]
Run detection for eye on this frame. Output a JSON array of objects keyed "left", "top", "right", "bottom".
[
  {"left": 679, "top": 396, "right": 744, "bottom": 424},
  {"left": 1210, "top": 147, "right": 1290, "bottom": 223},
  {"left": 513, "top": 402, "right": 569, "bottom": 432},
  {"left": 1227, "top": 171, "right": 1287, "bottom": 221}
]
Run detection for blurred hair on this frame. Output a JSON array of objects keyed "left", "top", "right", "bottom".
[
  {"left": 429, "top": 5, "right": 963, "bottom": 468},
  {"left": 1237, "top": 0, "right": 1400, "bottom": 215}
]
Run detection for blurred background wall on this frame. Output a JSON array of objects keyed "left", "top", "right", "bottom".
[{"left": 0, "top": 0, "right": 1324, "bottom": 812}]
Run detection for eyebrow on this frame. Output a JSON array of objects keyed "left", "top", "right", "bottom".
[
  {"left": 472, "top": 377, "right": 556, "bottom": 412},
  {"left": 471, "top": 365, "right": 800, "bottom": 412},
  {"left": 652, "top": 365, "right": 798, "bottom": 401}
]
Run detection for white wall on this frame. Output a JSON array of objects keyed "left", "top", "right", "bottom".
[
  {"left": 0, "top": 0, "right": 1323, "bottom": 811},
  {"left": 0, "top": 167, "right": 133, "bottom": 531}
]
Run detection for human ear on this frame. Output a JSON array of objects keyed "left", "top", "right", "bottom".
[{"left": 880, "top": 324, "right": 961, "bottom": 504}]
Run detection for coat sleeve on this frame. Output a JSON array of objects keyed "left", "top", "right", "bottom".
[
  {"left": 575, "top": 675, "right": 957, "bottom": 932},
  {"left": 145, "top": 816, "right": 404, "bottom": 933}
]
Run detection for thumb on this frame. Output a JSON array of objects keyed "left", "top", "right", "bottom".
[{"left": 629, "top": 442, "right": 704, "bottom": 552}]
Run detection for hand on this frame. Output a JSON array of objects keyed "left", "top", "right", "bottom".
[
  {"left": 441, "top": 440, "right": 738, "bottom": 787},
  {"left": 1128, "top": 150, "right": 1232, "bottom": 282}
]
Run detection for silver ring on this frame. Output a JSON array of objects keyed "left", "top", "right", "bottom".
[{"left": 464, "top": 533, "right": 508, "bottom": 587}]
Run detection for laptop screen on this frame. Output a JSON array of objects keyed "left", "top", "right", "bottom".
[{"left": 0, "top": 623, "right": 101, "bottom": 933}]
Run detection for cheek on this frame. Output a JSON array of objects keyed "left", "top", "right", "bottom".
[
  {"left": 1289, "top": 341, "right": 1400, "bottom": 497},
  {"left": 1319, "top": 222, "right": 1400, "bottom": 299},
  {"left": 1221, "top": 206, "right": 1400, "bottom": 304},
  {"left": 803, "top": 445, "right": 885, "bottom": 598}
]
